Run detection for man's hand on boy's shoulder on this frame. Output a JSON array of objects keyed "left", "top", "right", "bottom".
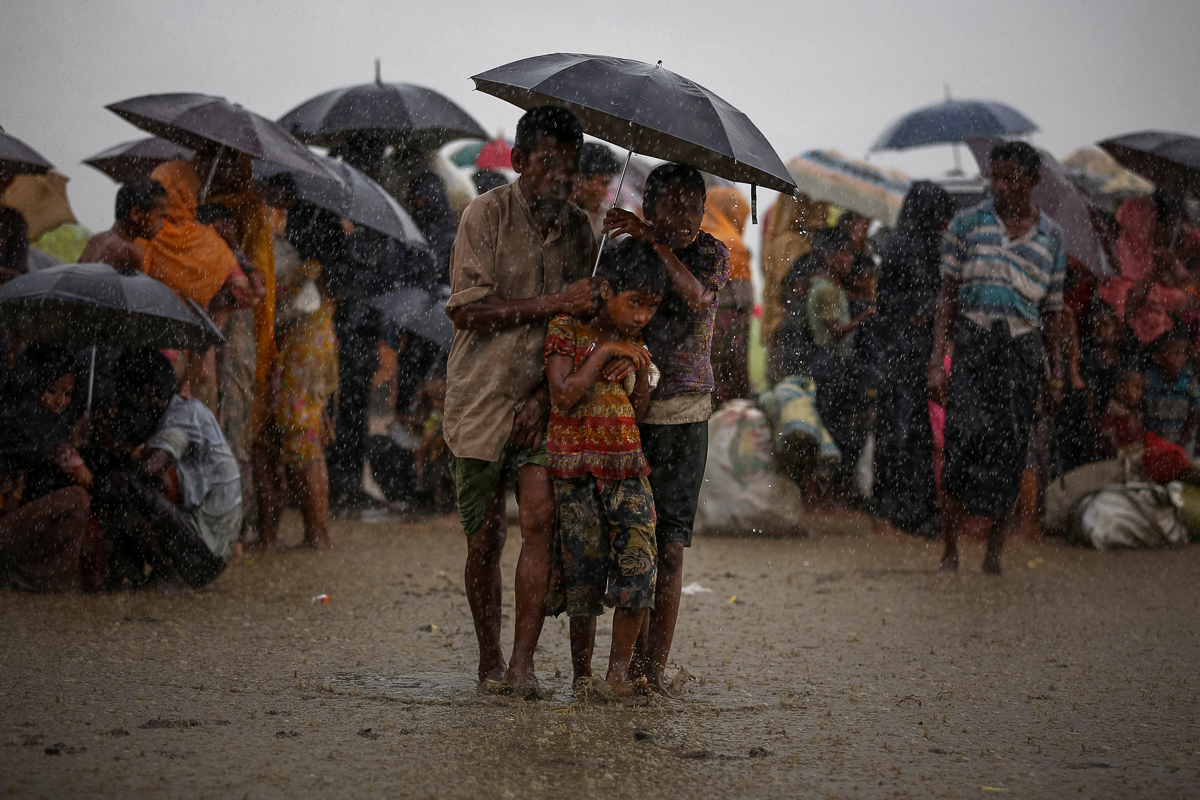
[{"left": 555, "top": 276, "right": 601, "bottom": 317}]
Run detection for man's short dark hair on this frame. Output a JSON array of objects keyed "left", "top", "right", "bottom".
[
  {"left": 835, "top": 210, "right": 868, "bottom": 232},
  {"left": 115, "top": 179, "right": 167, "bottom": 222},
  {"left": 642, "top": 163, "right": 706, "bottom": 219},
  {"left": 809, "top": 226, "right": 852, "bottom": 262},
  {"left": 513, "top": 106, "right": 583, "bottom": 156},
  {"left": 598, "top": 238, "right": 668, "bottom": 297},
  {"left": 579, "top": 142, "right": 620, "bottom": 178},
  {"left": 116, "top": 348, "right": 176, "bottom": 404},
  {"left": 990, "top": 141, "right": 1041, "bottom": 178},
  {"left": 195, "top": 202, "right": 234, "bottom": 226}
]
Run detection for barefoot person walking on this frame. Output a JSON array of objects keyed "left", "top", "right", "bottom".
[
  {"left": 927, "top": 142, "right": 1066, "bottom": 576},
  {"left": 444, "top": 106, "right": 598, "bottom": 692}
]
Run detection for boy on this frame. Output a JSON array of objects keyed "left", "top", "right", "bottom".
[
  {"left": 1142, "top": 332, "right": 1200, "bottom": 447},
  {"left": 602, "top": 163, "right": 730, "bottom": 696},
  {"left": 545, "top": 238, "right": 665, "bottom": 697},
  {"left": 80, "top": 179, "right": 167, "bottom": 273},
  {"left": 570, "top": 142, "right": 621, "bottom": 241},
  {"left": 1098, "top": 370, "right": 1145, "bottom": 458}
]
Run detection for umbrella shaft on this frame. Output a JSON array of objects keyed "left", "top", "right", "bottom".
[
  {"left": 87, "top": 344, "right": 96, "bottom": 414},
  {"left": 199, "top": 147, "right": 224, "bottom": 204},
  {"left": 592, "top": 147, "right": 637, "bottom": 276}
]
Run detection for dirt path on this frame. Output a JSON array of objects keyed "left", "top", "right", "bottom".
[{"left": 2, "top": 511, "right": 1198, "bottom": 798}]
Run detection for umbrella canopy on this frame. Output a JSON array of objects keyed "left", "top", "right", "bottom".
[
  {"left": 0, "top": 126, "right": 54, "bottom": 176},
  {"left": 106, "top": 93, "right": 333, "bottom": 179},
  {"left": 83, "top": 137, "right": 194, "bottom": 184},
  {"left": 1, "top": 170, "right": 78, "bottom": 240},
  {"left": 872, "top": 100, "right": 1038, "bottom": 151},
  {"left": 253, "top": 155, "right": 429, "bottom": 250},
  {"left": 471, "top": 54, "right": 796, "bottom": 196},
  {"left": 1098, "top": 131, "right": 1200, "bottom": 195},
  {"left": 450, "top": 137, "right": 513, "bottom": 170},
  {"left": 279, "top": 81, "right": 487, "bottom": 151},
  {"left": 370, "top": 286, "right": 452, "bottom": 350},
  {"left": 966, "top": 138, "right": 1113, "bottom": 276},
  {"left": 0, "top": 262, "right": 224, "bottom": 349},
  {"left": 787, "top": 150, "right": 910, "bottom": 226}
]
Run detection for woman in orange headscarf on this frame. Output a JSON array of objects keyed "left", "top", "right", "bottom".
[{"left": 142, "top": 161, "right": 237, "bottom": 306}]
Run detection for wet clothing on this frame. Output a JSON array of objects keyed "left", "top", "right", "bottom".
[
  {"left": 1142, "top": 366, "right": 1200, "bottom": 446},
  {"left": 443, "top": 182, "right": 596, "bottom": 462},
  {"left": 0, "top": 486, "right": 90, "bottom": 592},
  {"left": 547, "top": 474, "right": 657, "bottom": 617},
  {"left": 641, "top": 231, "right": 729, "bottom": 401},
  {"left": 807, "top": 276, "right": 853, "bottom": 359},
  {"left": 141, "top": 161, "right": 237, "bottom": 307},
  {"left": 942, "top": 318, "right": 1044, "bottom": 518},
  {"left": 940, "top": 200, "right": 1066, "bottom": 336},
  {"left": 148, "top": 395, "right": 243, "bottom": 557},
  {"left": 544, "top": 315, "right": 649, "bottom": 481},
  {"left": 0, "top": 402, "right": 76, "bottom": 504},
  {"left": 639, "top": 421, "right": 707, "bottom": 548},
  {"left": 448, "top": 442, "right": 547, "bottom": 537}
]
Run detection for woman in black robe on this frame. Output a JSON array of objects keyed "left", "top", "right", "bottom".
[{"left": 871, "top": 182, "right": 956, "bottom": 536}]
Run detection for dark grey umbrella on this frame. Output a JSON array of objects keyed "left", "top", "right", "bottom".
[
  {"left": 253, "top": 156, "right": 429, "bottom": 251},
  {"left": 871, "top": 100, "right": 1038, "bottom": 151},
  {"left": 0, "top": 125, "right": 54, "bottom": 176},
  {"left": 106, "top": 93, "right": 333, "bottom": 180},
  {"left": 83, "top": 137, "right": 194, "bottom": 184},
  {"left": 371, "top": 286, "right": 452, "bottom": 350},
  {"left": 279, "top": 69, "right": 487, "bottom": 151},
  {"left": 471, "top": 54, "right": 797, "bottom": 197},
  {"left": 1099, "top": 131, "right": 1200, "bottom": 194},
  {"left": 0, "top": 263, "right": 224, "bottom": 410}
]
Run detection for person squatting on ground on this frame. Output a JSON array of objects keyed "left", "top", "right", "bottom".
[
  {"left": 601, "top": 162, "right": 730, "bottom": 696},
  {"left": 443, "top": 106, "right": 598, "bottom": 692},
  {"left": 928, "top": 141, "right": 1067, "bottom": 576},
  {"left": 0, "top": 344, "right": 92, "bottom": 592},
  {"left": 543, "top": 239, "right": 666, "bottom": 698}
]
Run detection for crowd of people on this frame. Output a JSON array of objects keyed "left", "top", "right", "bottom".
[{"left": 2, "top": 93, "right": 1197, "bottom": 699}]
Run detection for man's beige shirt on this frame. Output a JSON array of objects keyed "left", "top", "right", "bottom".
[{"left": 443, "top": 182, "right": 596, "bottom": 462}]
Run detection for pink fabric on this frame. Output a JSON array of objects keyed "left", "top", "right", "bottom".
[
  {"left": 1115, "top": 196, "right": 1156, "bottom": 282},
  {"left": 1098, "top": 276, "right": 1190, "bottom": 345}
]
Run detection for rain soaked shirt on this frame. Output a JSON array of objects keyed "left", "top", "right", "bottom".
[
  {"left": 940, "top": 200, "right": 1066, "bottom": 337},
  {"left": 443, "top": 183, "right": 596, "bottom": 462},
  {"left": 641, "top": 231, "right": 730, "bottom": 403},
  {"left": 148, "top": 395, "right": 242, "bottom": 519}
]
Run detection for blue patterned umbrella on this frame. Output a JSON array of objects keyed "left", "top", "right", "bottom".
[{"left": 871, "top": 100, "right": 1037, "bottom": 151}]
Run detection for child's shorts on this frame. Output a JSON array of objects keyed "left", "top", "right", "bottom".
[{"left": 546, "top": 474, "right": 657, "bottom": 618}]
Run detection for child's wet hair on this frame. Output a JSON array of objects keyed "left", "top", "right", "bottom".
[
  {"left": 642, "top": 163, "right": 705, "bottom": 219},
  {"left": 597, "top": 238, "right": 668, "bottom": 298},
  {"left": 195, "top": 202, "right": 234, "bottom": 226}
]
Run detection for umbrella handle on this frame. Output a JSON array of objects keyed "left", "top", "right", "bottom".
[{"left": 592, "top": 147, "right": 637, "bottom": 277}]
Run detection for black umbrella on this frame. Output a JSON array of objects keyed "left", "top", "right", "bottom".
[
  {"left": 0, "top": 263, "right": 224, "bottom": 410},
  {"left": 1099, "top": 131, "right": 1200, "bottom": 194},
  {"left": 371, "top": 286, "right": 453, "bottom": 350},
  {"left": 83, "top": 137, "right": 194, "bottom": 184},
  {"left": 253, "top": 156, "right": 429, "bottom": 251},
  {"left": 106, "top": 94, "right": 334, "bottom": 182},
  {"left": 471, "top": 53, "right": 797, "bottom": 199},
  {"left": 279, "top": 65, "right": 487, "bottom": 151},
  {"left": 0, "top": 125, "right": 54, "bottom": 176},
  {"left": 871, "top": 100, "right": 1038, "bottom": 151}
]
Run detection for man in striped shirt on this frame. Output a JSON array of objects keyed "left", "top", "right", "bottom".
[{"left": 927, "top": 142, "right": 1066, "bottom": 576}]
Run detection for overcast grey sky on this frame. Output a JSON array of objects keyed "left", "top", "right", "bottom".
[{"left": 2, "top": 0, "right": 1199, "bottom": 230}]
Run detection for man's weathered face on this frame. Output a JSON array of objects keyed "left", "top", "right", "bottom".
[
  {"left": 990, "top": 159, "right": 1037, "bottom": 212},
  {"left": 513, "top": 137, "right": 581, "bottom": 205}
]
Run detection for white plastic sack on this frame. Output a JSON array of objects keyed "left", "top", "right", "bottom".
[
  {"left": 1070, "top": 482, "right": 1187, "bottom": 550},
  {"left": 694, "top": 400, "right": 807, "bottom": 536}
]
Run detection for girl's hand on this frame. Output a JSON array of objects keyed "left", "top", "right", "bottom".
[
  {"left": 602, "top": 209, "right": 656, "bottom": 244},
  {"left": 602, "top": 341, "right": 652, "bottom": 370}
]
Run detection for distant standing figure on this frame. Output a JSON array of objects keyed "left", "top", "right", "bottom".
[
  {"left": 928, "top": 142, "right": 1066, "bottom": 576},
  {"left": 80, "top": 179, "right": 168, "bottom": 273}
]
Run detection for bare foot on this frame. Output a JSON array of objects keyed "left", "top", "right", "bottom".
[
  {"left": 647, "top": 672, "right": 678, "bottom": 699},
  {"left": 606, "top": 673, "right": 635, "bottom": 698},
  {"left": 478, "top": 660, "right": 506, "bottom": 684},
  {"left": 298, "top": 538, "right": 333, "bottom": 552},
  {"left": 938, "top": 553, "right": 959, "bottom": 573},
  {"left": 578, "top": 676, "right": 617, "bottom": 702},
  {"left": 503, "top": 663, "right": 544, "bottom": 699},
  {"left": 981, "top": 554, "right": 1004, "bottom": 576}
]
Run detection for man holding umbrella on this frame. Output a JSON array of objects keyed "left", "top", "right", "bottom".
[{"left": 443, "top": 107, "right": 597, "bottom": 692}]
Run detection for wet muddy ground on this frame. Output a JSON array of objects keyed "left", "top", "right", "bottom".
[{"left": 2, "top": 509, "right": 1199, "bottom": 798}]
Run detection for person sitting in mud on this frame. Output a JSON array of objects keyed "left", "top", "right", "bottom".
[
  {"left": 80, "top": 179, "right": 168, "bottom": 273},
  {"left": 0, "top": 344, "right": 93, "bottom": 592},
  {"left": 89, "top": 350, "right": 233, "bottom": 591},
  {"left": 543, "top": 239, "right": 665, "bottom": 698}
]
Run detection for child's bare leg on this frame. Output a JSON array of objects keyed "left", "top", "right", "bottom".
[
  {"left": 570, "top": 616, "right": 596, "bottom": 683},
  {"left": 252, "top": 444, "right": 281, "bottom": 549},
  {"left": 291, "top": 457, "right": 331, "bottom": 551},
  {"left": 939, "top": 493, "right": 965, "bottom": 572},
  {"left": 629, "top": 612, "right": 652, "bottom": 681},
  {"left": 606, "top": 608, "right": 647, "bottom": 698},
  {"left": 647, "top": 541, "right": 685, "bottom": 695}
]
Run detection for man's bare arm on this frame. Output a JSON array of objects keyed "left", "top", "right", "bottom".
[{"left": 449, "top": 277, "right": 598, "bottom": 331}]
